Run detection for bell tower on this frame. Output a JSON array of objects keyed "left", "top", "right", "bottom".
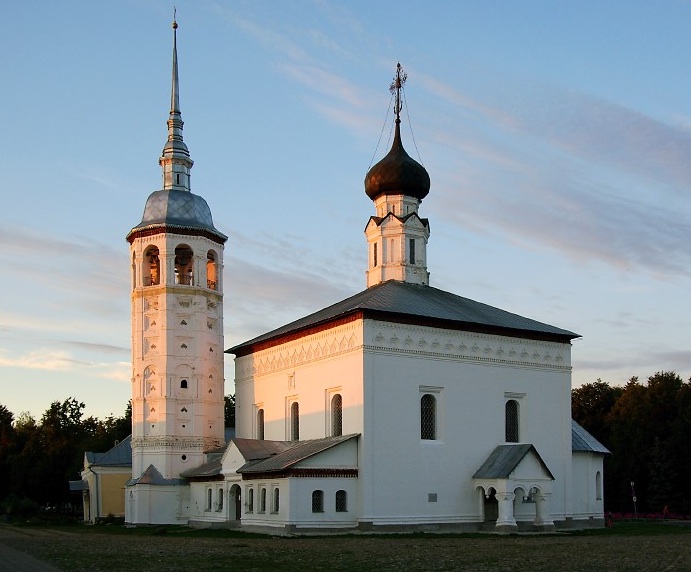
[
  {"left": 364, "top": 64, "right": 431, "bottom": 288},
  {"left": 125, "top": 17, "right": 227, "bottom": 525}
]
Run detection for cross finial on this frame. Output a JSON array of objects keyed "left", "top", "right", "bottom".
[
  {"left": 173, "top": 7, "right": 177, "bottom": 29},
  {"left": 389, "top": 62, "right": 407, "bottom": 124}
]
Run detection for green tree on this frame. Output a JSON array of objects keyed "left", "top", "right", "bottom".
[{"left": 224, "top": 394, "right": 235, "bottom": 428}]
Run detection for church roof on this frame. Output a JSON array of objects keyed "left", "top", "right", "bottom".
[
  {"left": 128, "top": 189, "right": 226, "bottom": 239},
  {"left": 571, "top": 419, "right": 610, "bottom": 454},
  {"left": 472, "top": 444, "right": 555, "bottom": 480},
  {"left": 228, "top": 280, "right": 579, "bottom": 356},
  {"left": 126, "top": 464, "right": 184, "bottom": 487},
  {"left": 85, "top": 435, "right": 132, "bottom": 467},
  {"left": 237, "top": 434, "right": 358, "bottom": 474}
]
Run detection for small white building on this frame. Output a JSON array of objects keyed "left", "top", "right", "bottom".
[{"left": 125, "top": 24, "right": 608, "bottom": 532}]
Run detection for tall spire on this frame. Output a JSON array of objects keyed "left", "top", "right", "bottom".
[{"left": 160, "top": 12, "right": 193, "bottom": 192}]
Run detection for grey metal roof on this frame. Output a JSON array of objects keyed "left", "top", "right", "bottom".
[
  {"left": 233, "top": 438, "right": 294, "bottom": 462},
  {"left": 473, "top": 444, "right": 555, "bottom": 480},
  {"left": 237, "top": 434, "right": 359, "bottom": 474},
  {"left": 126, "top": 464, "right": 184, "bottom": 487},
  {"left": 128, "top": 189, "right": 226, "bottom": 240},
  {"left": 572, "top": 420, "right": 610, "bottom": 454},
  {"left": 69, "top": 480, "right": 89, "bottom": 492},
  {"left": 85, "top": 435, "right": 132, "bottom": 467},
  {"left": 180, "top": 458, "right": 222, "bottom": 478},
  {"left": 228, "top": 280, "right": 579, "bottom": 355}
]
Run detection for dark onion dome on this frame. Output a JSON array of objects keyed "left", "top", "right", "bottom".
[
  {"left": 364, "top": 121, "right": 430, "bottom": 201},
  {"left": 126, "top": 189, "right": 227, "bottom": 243}
]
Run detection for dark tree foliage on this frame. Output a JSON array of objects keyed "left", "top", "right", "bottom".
[
  {"left": 224, "top": 394, "right": 235, "bottom": 428},
  {"left": 0, "top": 399, "right": 131, "bottom": 516},
  {"left": 573, "top": 372, "right": 691, "bottom": 514}
]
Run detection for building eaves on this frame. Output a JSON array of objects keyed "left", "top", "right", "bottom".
[
  {"left": 228, "top": 280, "right": 579, "bottom": 356},
  {"left": 571, "top": 420, "right": 610, "bottom": 454},
  {"left": 473, "top": 444, "right": 555, "bottom": 480},
  {"left": 237, "top": 434, "right": 358, "bottom": 474}
]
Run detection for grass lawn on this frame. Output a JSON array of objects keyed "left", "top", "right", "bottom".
[{"left": 1, "top": 521, "right": 690, "bottom": 571}]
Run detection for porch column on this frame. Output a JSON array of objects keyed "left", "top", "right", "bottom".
[
  {"left": 534, "top": 492, "right": 555, "bottom": 529},
  {"left": 495, "top": 492, "right": 517, "bottom": 530}
]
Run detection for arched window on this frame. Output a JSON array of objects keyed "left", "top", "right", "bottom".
[
  {"left": 311, "top": 490, "right": 324, "bottom": 513},
  {"left": 335, "top": 490, "right": 347, "bottom": 512},
  {"left": 257, "top": 408, "right": 265, "bottom": 440},
  {"left": 273, "top": 487, "right": 280, "bottom": 513},
  {"left": 206, "top": 488, "right": 212, "bottom": 511},
  {"left": 260, "top": 487, "right": 267, "bottom": 513},
  {"left": 291, "top": 402, "right": 300, "bottom": 441},
  {"left": 218, "top": 489, "right": 224, "bottom": 511},
  {"left": 505, "top": 400, "right": 519, "bottom": 442},
  {"left": 174, "top": 245, "right": 194, "bottom": 285},
  {"left": 144, "top": 246, "right": 160, "bottom": 286},
  {"left": 331, "top": 394, "right": 342, "bottom": 437},
  {"left": 180, "top": 379, "right": 188, "bottom": 389},
  {"left": 206, "top": 251, "right": 218, "bottom": 290},
  {"left": 420, "top": 394, "right": 436, "bottom": 440},
  {"left": 132, "top": 253, "right": 137, "bottom": 290},
  {"left": 596, "top": 471, "right": 603, "bottom": 501},
  {"left": 246, "top": 488, "right": 254, "bottom": 513}
]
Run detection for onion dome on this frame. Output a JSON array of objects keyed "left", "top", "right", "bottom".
[{"left": 364, "top": 120, "right": 430, "bottom": 201}]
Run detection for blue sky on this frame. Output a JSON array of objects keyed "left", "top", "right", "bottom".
[{"left": 2, "top": 1, "right": 690, "bottom": 420}]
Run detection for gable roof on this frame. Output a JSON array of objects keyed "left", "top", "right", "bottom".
[
  {"left": 228, "top": 280, "right": 579, "bottom": 356},
  {"left": 237, "top": 434, "right": 358, "bottom": 474},
  {"left": 85, "top": 435, "right": 132, "bottom": 467},
  {"left": 126, "top": 464, "right": 184, "bottom": 487},
  {"left": 572, "top": 419, "right": 610, "bottom": 454},
  {"left": 472, "top": 444, "right": 555, "bottom": 480}
]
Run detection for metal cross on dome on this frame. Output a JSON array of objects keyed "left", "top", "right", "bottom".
[{"left": 389, "top": 62, "right": 407, "bottom": 122}]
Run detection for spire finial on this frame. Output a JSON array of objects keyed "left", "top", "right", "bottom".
[
  {"left": 171, "top": 9, "right": 180, "bottom": 113},
  {"left": 160, "top": 11, "right": 193, "bottom": 191},
  {"left": 389, "top": 62, "right": 407, "bottom": 125}
]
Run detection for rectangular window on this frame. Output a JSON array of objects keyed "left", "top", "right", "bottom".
[{"left": 409, "top": 238, "right": 415, "bottom": 264}]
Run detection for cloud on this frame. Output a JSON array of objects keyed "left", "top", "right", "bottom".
[
  {"left": 0, "top": 349, "right": 85, "bottom": 371},
  {"left": 415, "top": 76, "right": 691, "bottom": 278}
]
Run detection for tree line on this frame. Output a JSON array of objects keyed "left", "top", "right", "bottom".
[
  {"left": 2, "top": 377, "right": 688, "bottom": 518},
  {"left": 572, "top": 371, "right": 691, "bottom": 515},
  {"left": 0, "top": 396, "right": 236, "bottom": 518}
]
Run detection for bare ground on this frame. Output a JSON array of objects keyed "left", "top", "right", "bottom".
[{"left": 1, "top": 523, "right": 690, "bottom": 571}]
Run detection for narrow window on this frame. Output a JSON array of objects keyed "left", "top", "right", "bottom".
[
  {"left": 176, "top": 173, "right": 180, "bottom": 184},
  {"left": 206, "top": 488, "right": 212, "bottom": 511},
  {"left": 389, "top": 238, "right": 394, "bottom": 262},
  {"left": 257, "top": 408, "right": 265, "bottom": 440},
  {"left": 505, "top": 400, "right": 519, "bottom": 442},
  {"left": 174, "top": 245, "right": 194, "bottom": 285},
  {"left": 312, "top": 490, "right": 324, "bottom": 513},
  {"left": 596, "top": 471, "right": 603, "bottom": 501},
  {"left": 206, "top": 251, "right": 218, "bottom": 290},
  {"left": 260, "top": 488, "right": 267, "bottom": 512},
  {"left": 291, "top": 402, "right": 300, "bottom": 441},
  {"left": 246, "top": 488, "right": 254, "bottom": 513},
  {"left": 218, "top": 489, "right": 224, "bottom": 511},
  {"left": 409, "top": 238, "right": 416, "bottom": 264},
  {"left": 331, "top": 394, "right": 343, "bottom": 437},
  {"left": 144, "top": 247, "right": 160, "bottom": 286},
  {"left": 335, "top": 490, "right": 347, "bottom": 512},
  {"left": 273, "top": 488, "right": 280, "bottom": 513},
  {"left": 420, "top": 394, "right": 436, "bottom": 440},
  {"left": 180, "top": 379, "right": 188, "bottom": 389},
  {"left": 373, "top": 243, "right": 378, "bottom": 267}
]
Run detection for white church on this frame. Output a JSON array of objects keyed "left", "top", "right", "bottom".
[{"left": 121, "top": 20, "right": 608, "bottom": 532}]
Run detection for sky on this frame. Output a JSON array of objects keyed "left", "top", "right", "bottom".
[{"left": 2, "top": 0, "right": 690, "bottom": 421}]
